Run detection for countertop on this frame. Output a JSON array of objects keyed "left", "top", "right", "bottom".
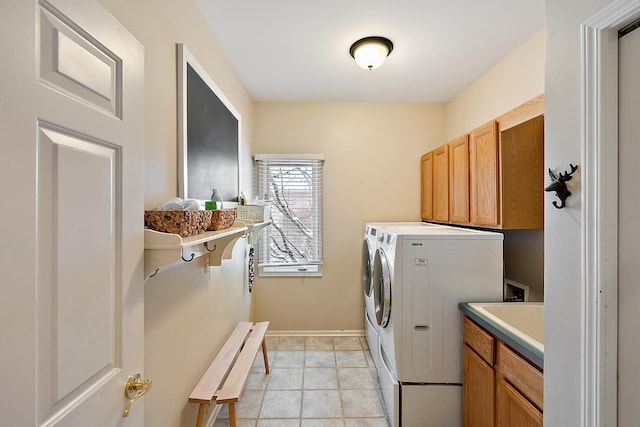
[{"left": 459, "top": 302, "right": 544, "bottom": 369}]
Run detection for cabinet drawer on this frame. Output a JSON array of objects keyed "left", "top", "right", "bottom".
[
  {"left": 497, "top": 341, "right": 543, "bottom": 410},
  {"left": 463, "top": 316, "right": 494, "bottom": 366}
]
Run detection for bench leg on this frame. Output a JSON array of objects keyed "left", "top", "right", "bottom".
[
  {"left": 228, "top": 402, "right": 237, "bottom": 427},
  {"left": 195, "top": 403, "right": 207, "bottom": 427},
  {"left": 261, "top": 339, "right": 270, "bottom": 374}
]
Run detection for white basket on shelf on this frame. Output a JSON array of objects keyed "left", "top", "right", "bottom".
[{"left": 236, "top": 205, "right": 268, "bottom": 222}]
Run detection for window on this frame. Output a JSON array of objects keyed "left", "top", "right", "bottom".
[{"left": 254, "top": 154, "right": 324, "bottom": 276}]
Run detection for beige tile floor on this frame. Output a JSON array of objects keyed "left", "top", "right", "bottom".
[{"left": 212, "top": 336, "right": 389, "bottom": 427}]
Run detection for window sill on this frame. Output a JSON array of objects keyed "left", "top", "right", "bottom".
[{"left": 258, "top": 264, "right": 323, "bottom": 277}]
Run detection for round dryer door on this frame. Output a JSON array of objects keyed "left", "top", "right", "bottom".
[
  {"left": 361, "top": 239, "right": 374, "bottom": 297},
  {"left": 373, "top": 248, "right": 391, "bottom": 328}
]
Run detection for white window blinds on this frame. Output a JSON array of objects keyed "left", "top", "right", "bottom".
[{"left": 254, "top": 154, "right": 324, "bottom": 276}]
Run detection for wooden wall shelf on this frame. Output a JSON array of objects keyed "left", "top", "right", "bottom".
[{"left": 144, "top": 226, "right": 247, "bottom": 279}]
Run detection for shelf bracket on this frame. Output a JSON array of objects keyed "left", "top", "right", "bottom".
[{"left": 144, "top": 226, "right": 248, "bottom": 278}]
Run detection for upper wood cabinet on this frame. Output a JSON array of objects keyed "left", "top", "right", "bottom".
[
  {"left": 449, "top": 135, "right": 470, "bottom": 224},
  {"left": 433, "top": 144, "right": 449, "bottom": 222},
  {"left": 469, "top": 121, "right": 500, "bottom": 226},
  {"left": 420, "top": 95, "right": 544, "bottom": 229},
  {"left": 468, "top": 114, "right": 545, "bottom": 229},
  {"left": 499, "top": 115, "right": 544, "bottom": 229},
  {"left": 420, "top": 152, "right": 434, "bottom": 221}
]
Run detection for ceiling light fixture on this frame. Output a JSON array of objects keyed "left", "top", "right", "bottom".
[{"left": 349, "top": 36, "right": 394, "bottom": 70}]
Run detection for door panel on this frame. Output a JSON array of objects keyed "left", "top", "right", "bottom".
[
  {"left": 469, "top": 121, "right": 499, "bottom": 226},
  {"left": 449, "top": 135, "right": 470, "bottom": 223},
  {"left": 433, "top": 144, "right": 449, "bottom": 221},
  {"left": 38, "top": 1, "right": 121, "bottom": 116},
  {"left": 421, "top": 152, "right": 434, "bottom": 220},
  {"left": 38, "top": 125, "right": 122, "bottom": 420},
  {"left": 1, "top": 0, "right": 144, "bottom": 425}
]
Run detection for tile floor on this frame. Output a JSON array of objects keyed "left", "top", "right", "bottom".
[{"left": 212, "top": 335, "right": 389, "bottom": 427}]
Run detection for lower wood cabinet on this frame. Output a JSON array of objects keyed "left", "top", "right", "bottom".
[
  {"left": 496, "top": 378, "right": 543, "bottom": 427},
  {"left": 463, "top": 316, "right": 543, "bottom": 427},
  {"left": 463, "top": 345, "right": 494, "bottom": 427}
]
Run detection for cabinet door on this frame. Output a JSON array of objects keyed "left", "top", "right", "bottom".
[
  {"left": 496, "top": 378, "right": 543, "bottom": 427},
  {"left": 499, "top": 115, "right": 544, "bottom": 229},
  {"left": 421, "top": 152, "right": 434, "bottom": 221},
  {"left": 463, "top": 345, "right": 495, "bottom": 427},
  {"left": 449, "top": 135, "right": 470, "bottom": 223},
  {"left": 433, "top": 144, "right": 449, "bottom": 222},
  {"left": 469, "top": 121, "right": 499, "bottom": 226}
]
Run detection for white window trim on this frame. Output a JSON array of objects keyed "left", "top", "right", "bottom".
[{"left": 255, "top": 154, "right": 324, "bottom": 277}]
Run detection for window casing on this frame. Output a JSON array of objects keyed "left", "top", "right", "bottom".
[{"left": 254, "top": 154, "right": 324, "bottom": 276}]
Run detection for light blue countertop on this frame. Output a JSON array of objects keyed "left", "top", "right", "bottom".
[{"left": 459, "top": 302, "right": 544, "bottom": 369}]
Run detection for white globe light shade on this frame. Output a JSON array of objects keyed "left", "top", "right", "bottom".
[{"left": 349, "top": 37, "right": 394, "bottom": 70}]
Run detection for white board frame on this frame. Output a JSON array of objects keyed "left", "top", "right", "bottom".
[{"left": 176, "top": 43, "right": 241, "bottom": 202}]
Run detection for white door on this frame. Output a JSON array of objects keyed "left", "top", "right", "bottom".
[
  {"left": 0, "top": 0, "right": 145, "bottom": 425},
  {"left": 618, "top": 23, "right": 640, "bottom": 427}
]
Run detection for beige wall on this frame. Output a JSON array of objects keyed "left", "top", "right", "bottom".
[
  {"left": 446, "top": 28, "right": 545, "bottom": 140},
  {"left": 98, "top": 0, "right": 255, "bottom": 425},
  {"left": 252, "top": 103, "right": 446, "bottom": 331}
]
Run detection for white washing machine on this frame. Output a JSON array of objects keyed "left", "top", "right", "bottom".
[
  {"left": 362, "top": 222, "right": 441, "bottom": 370},
  {"left": 372, "top": 224, "right": 504, "bottom": 427}
]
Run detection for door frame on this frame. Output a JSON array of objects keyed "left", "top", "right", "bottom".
[{"left": 581, "top": 2, "right": 640, "bottom": 426}]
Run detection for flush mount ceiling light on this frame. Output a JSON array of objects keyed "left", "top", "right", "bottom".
[{"left": 349, "top": 36, "right": 394, "bottom": 70}]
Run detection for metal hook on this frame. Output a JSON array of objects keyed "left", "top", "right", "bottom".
[
  {"left": 545, "top": 163, "right": 578, "bottom": 210},
  {"left": 148, "top": 268, "right": 160, "bottom": 278},
  {"left": 181, "top": 252, "right": 195, "bottom": 262},
  {"left": 204, "top": 242, "right": 217, "bottom": 252}
]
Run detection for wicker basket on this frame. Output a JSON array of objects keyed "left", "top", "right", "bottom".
[
  {"left": 144, "top": 210, "right": 212, "bottom": 237},
  {"left": 207, "top": 208, "right": 237, "bottom": 231},
  {"left": 236, "top": 205, "right": 266, "bottom": 222}
]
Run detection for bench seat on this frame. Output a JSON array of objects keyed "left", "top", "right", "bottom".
[{"left": 189, "top": 321, "right": 270, "bottom": 427}]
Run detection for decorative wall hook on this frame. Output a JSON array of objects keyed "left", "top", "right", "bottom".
[{"left": 545, "top": 163, "right": 578, "bottom": 209}]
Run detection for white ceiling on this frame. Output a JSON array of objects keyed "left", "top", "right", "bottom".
[{"left": 194, "top": 0, "right": 544, "bottom": 103}]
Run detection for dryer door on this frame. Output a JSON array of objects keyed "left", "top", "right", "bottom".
[
  {"left": 361, "top": 239, "right": 374, "bottom": 297},
  {"left": 373, "top": 248, "right": 392, "bottom": 328}
]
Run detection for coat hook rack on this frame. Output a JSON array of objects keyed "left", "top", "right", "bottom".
[{"left": 545, "top": 163, "right": 578, "bottom": 209}]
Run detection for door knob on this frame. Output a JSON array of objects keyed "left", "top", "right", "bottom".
[{"left": 123, "top": 373, "right": 152, "bottom": 417}]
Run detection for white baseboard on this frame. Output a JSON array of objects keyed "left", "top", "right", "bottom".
[{"left": 265, "top": 330, "right": 365, "bottom": 337}]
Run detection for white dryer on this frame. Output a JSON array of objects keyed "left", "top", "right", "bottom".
[
  {"left": 373, "top": 224, "right": 504, "bottom": 427},
  {"left": 362, "top": 223, "right": 381, "bottom": 367}
]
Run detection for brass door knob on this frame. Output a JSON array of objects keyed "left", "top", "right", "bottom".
[{"left": 123, "top": 373, "right": 152, "bottom": 417}]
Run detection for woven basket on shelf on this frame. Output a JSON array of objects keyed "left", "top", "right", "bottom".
[
  {"left": 207, "top": 208, "right": 237, "bottom": 231},
  {"left": 144, "top": 210, "right": 212, "bottom": 237}
]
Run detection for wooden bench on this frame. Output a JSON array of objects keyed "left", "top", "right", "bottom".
[{"left": 189, "top": 321, "right": 270, "bottom": 427}]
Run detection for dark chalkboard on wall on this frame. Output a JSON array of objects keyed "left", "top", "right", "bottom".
[{"left": 177, "top": 44, "right": 240, "bottom": 203}]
